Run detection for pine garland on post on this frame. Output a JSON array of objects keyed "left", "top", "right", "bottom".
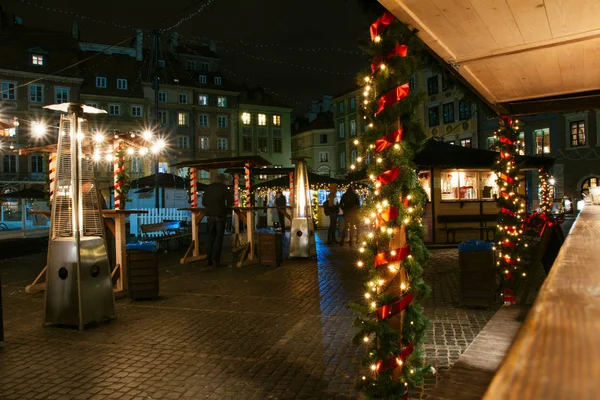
[
  {"left": 312, "top": 190, "right": 319, "bottom": 228},
  {"left": 539, "top": 168, "right": 553, "bottom": 214},
  {"left": 350, "top": 12, "right": 431, "bottom": 399},
  {"left": 493, "top": 116, "right": 526, "bottom": 304},
  {"left": 114, "top": 142, "right": 131, "bottom": 210}
]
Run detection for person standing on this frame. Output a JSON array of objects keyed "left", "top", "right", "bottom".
[
  {"left": 202, "top": 174, "right": 232, "bottom": 267},
  {"left": 339, "top": 184, "right": 361, "bottom": 246},
  {"left": 324, "top": 193, "right": 340, "bottom": 245},
  {"left": 275, "top": 191, "right": 287, "bottom": 231}
]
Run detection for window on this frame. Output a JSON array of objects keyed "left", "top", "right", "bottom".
[
  {"left": 480, "top": 171, "right": 500, "bottom": 200},
  {"left": 242, "top": 112, "right": 251, "bottom": 125},
  {"left": 199, "top": 136, "right": 210, "bottom": 150},
  {"left": 217, "top": 96, "right": 227, "bottom": 107},
  {"left": 441, "top": 74, "right": 454, "bottom": 91},
  {"left": 273, "top": 138, "right": 282, "bottom": 153},
  {"left": 441, "top": 170, "right": 489, "bottom": 200},
  {"left": 459, "top": 100, "right": 471, "bottom": 120},
  {"left": 428, "top": 107, "right": 439, "bottom": 127},
  {"left": 32, "top": 54, "right": 44, "bottom": 66},
  {"left": 217, "top": 138, "right": 228, "bottom": 150},
  {"left": 158, "top": 110, "right": 168, "bottom": 124},
  {"left": 131, "top": 157, "right": 142, "bottom": 173},
  {"left": 447, "top": 140, "right": 456, "bottom": 145},
  {"left": 517, "top": 132, "right": 525, "bottom": 155},
  {"left": 158, "top": 91, "right": 167, "bottom": 103},
  {"left": 350, "top": 119, "right": 357, "bottom": 137},
  {"left": 442, "top": 103, "right": 454, "bottom": 124},
  {"left": 258, "top": 137, "right": 268, "bottom": 152},
  {"left": 198, "top": 95, "right": 208, "bottom": 106},
  {"left": 198, "top": 114, "right": 209, "bottom": 127},
  {"left": 200, "top": 170, "right": 210, "bottom": 179},
  {"left": 3, "top": 155, "right": 17, "bottom": 172},
  {"left": 534, "top": 128, "right": 551, "bottom": 154},
  {"left": 214, "top": 77, "right": 222, "bottom": 85},
  {"left": 1, "top": 81, "right": 16, "bottom": 100},
  {"left": 199, "top": 75, "right": 207, "bottom": 84},
  {"left": 29, "top": 84, "right": 43, "bottom": 103},
  {"left": 31, "top": 155, "right": 44, "bottom": 173},
  {"left": 179, "top": 93, "right": 188, "bottom": 104},
  {"left": 460, "top": 138, "right": 472, "bottom": 148},
  {"left": 350, "top": 98, "right": 356, "bottom": 110},
  {"left": 339, "top": 151, "right": 346, "bottom": 169},
  {"left": 570, "top": 120, "right": 586, "bottom": 147},
  {"left": 187, "top": 60, "right": 196, "bottom": 70},
  {"left": 487, "top": 137, "right": 497, "bottom": 151},
  {"left": 427, "top": 75, "right": 439, "bottom": 95},
  {"left": 109, "top": 104, "right": 121, "bottom": 116},
  {"left": 419, "top": 171, "right": 431, "bottom": 202},
  {"left": 351, "top": 148, "right": 357, "bottom": 165},
  {"left": 218, "top": 115, "right": 227, "bottom": 128},
  {"left": 201, "top": 62, "right": 209, "bottom": 71},
  {"left": 178, "top": 136, "right": 190, "bottom": 149},
  {"left": 178, "top": 112, "right": 188, "bottom": 126},
  {"left": 86, "top": 102, "right": 99, "bottom": 108},
  {"left": 243, "top": 136, "right": 253, "bottom": 152},
  {"left": 116, "top": 79, "right": 128, "bottom": 90},
  {"left": 258, "top": 114, "right": 267, "bottom": 126},
  {"left": 273, "top": 115, "right": 281, "bottom": 126},
  {"left": 339, "top": 122, "right": 345, "bottom": 138},
  {"left": 131, "top": 105, "right": 143, "bottom": 117},
  {"left": 319, "top": 152, "right": 329, "bottom": 162},
  {"left": 320, "top": 134, "right": 327, "bottom": 144},
  {"left": 96, "top": 77, "right": 107, "bottom": 88}
]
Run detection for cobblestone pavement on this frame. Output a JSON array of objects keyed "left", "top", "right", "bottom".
[{"left": 1, "top": 231, "right": 495, "bottom": 400}]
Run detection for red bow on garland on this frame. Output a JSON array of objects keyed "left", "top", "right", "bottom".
[
  {"left": 370, "top": 44, "right": 408, "bottom": 73},
  {"left": 499, "top": 173, "right": 515, "bottom": 184},
  {"left": 501, "top": 207, "right": 515, "bottom": 217},
  {"left": 376, "top": 206, "right": 399, "bottom": 228},
  {"left": 376, "top": 167, "right": 400, "bottom": 186},
  {"left": 375, "top": 343, "right": 414, "bottom": 372},
  {"left": 375, "top": 128, "right": 403, "bottom": 153},
  {"left": 376, "top": 84, "right": 410, "bottom": 115},
  {"left": 374, "top": 245, "right": 410, "bottom": 267},
  {"left": 376, "top": 292, "right": 413, "bottom": 321},
  {"left": 370, "top": 11, "right": 395, "bottom": 40},
  {"left": 500, "top": 136, "right": 516, "bottom": 145}
]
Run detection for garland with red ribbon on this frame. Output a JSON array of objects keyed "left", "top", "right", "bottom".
[
  {"left": 376, "top": 292, "right": 413, "bottom": 321},
  {"left": 369, "top": 11, "right": 395, "bottom": 40},
  {"left": 374, "top": 245, "right": 411, "bottom": 267},
  {"left": 376, "top": 84, "right": 410, "bottom": 115},
  {"left": 371, "top": 44, "right": 408, "bottom": 73},
  {"left": 375, "top": 343, "right": 414, "bottom": 372},
  {"left": 375, "top": 128, "right": 403, "bottom": 153},
  {"left": 376, "top": 167, "right": 400, "bottom": 186}
]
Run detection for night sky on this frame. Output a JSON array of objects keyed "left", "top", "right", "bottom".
[{"left": 5, "top": 0, "right": 373, "bottom": 114}]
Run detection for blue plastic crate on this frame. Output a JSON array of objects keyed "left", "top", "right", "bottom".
[
  {"left": 126, "top": 241, "right": 158, "bottom": 253},
  {"left": 458, "top": 239, "right": 494, "bottom": 252}
]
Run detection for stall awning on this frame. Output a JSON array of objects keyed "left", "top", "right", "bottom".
[
  {"left": 252, "top": 171, "right": 364, "bottom": 192},
  {"left": 171, "top": 155, "right": 271, "bottom": 170},
  {"left": 380, "top": 0, "right": 600, "bottom": 114}
]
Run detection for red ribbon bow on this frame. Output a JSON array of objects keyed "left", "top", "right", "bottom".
[
  {"left": 376, "top": 206, "right": 399, "bottom": 228},
  {"left": 376, "top": 84, "right": 410, "bottom": 115},
  {"left": 374, "top": 245, "right": 410, "bottom": 267},
  {"left": 370, "top": 11, "right": 395, "bottom": 40},
  {"left": 375, "top": 343, "right": 414, "bottom": 372},
  {"left": 500, "top": 136, "right": 515, "bottom": 145},
  {"left": 370, "top": 44, "right": 408, "bottom": 73},
  {"left": 376, "top": 167, "right": 400, "bottom": 186},
  {"left": 375, "top": 128, "right": 404, "bottom": 153},
  {"left": 376, "top": 292, "right": 413, "bottom": 321}
]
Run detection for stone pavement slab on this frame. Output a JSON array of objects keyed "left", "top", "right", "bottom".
[{"left": 0, "top": 232, "right": 496, "bottom": 399}]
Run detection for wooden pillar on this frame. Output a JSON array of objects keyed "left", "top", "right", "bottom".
[
  {"left": 113, "top": 140, "right": 125, "bottom": 210},
  {"left": 48, "top": 152, "right": 57, "bottom": 203},
  {"left": 190, "top": 168, "right": 197, "bottom": 208},
  {"left": 233, "top": 173, "right": 240, "bottom": 247},
  {"left": 289, "top": 172, "right": 294, "bottom": 207},
  {"left": 245, "top": 164, "right": 254, "bottom": 260},
  {"left": 114, "top": 212, "right": 128, "bottom": 295}
]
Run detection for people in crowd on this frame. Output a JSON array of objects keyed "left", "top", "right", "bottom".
[
  {"left": 275, "top": 191, "right": 287, "bottom": 231},
  {"left": 339, "top": 184, "right": 361, "bottom": 246},
  {"left": 202, "top": 174, "right": 233, "bottom": 267},
  {"left": 324, "top": 192, "right": 340, "bottom": 245}
]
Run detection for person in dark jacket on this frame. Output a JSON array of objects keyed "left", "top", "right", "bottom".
[
  {"left": 274, "top": 191, "right": 287, "bottom": 231},
  {"left": 324, "top": 193, "right": 340, "bottom": 245},
  {"left": 202, "top": 174, "right": 232, "bottom": 267},
  {"left": 339, "top": 185, "right": 361, "bottom": 246}
]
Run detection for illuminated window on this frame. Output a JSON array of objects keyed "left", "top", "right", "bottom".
[
  {"left": 32, "top": 54, "right": 44, "bottom": 66},
  {"left": 418, "top": 171, "right": 431, "bottom": 202},
  {"left": 517, "top": 132, "right": 525, "bottom": 155},
  {"left": 217, "top": 96, "right": 227, "bottom": 107},
  {"left": 480, "top": 171, "right": 499, "bottom": 200},
  {"left": 460, "top": 138, "right": 472, "bottom": 148},
  {"left": 441, "top": 170, "right": 480, "bottom": 200},
  {"left": 242, "top": 112, "right": 251, "bottom": 125},
  {"left": 178, "top": 112, "right": 188, "bottom": 126},
  {"left": 199, "top": 136, "right": 210, "bottom": 150},
  {"left": 534, "top": 128, "right": 550, "bottom": 154},
  {"left": 319, "top": 152, "right": 329, "bottom": 162},
  {"left": 198, "top": 95, "right": 208, "bottom": 106},
  {"left": 273, "top": 115, "right": 281, "bottom": 126},
  {"left": 258, "top": 114, "right": 266, "bottom": 126},
  {"left": 570, "top": 120, "right": 586, "bottom": 147},
  {"left": 350, "top": 119, "right": 356, "bottom": 137}
]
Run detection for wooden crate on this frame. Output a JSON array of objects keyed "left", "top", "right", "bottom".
[
  {"left": 258, "top": 233, "right": 282, "bottom": 267},
  {"left": 127, "top": 249, "right": 159, "bottom": 301},
  {"left": 459, "top": 249, "right": 496, "bottom": 308}
]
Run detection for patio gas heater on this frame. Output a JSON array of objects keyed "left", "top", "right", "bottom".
[
  {"left": 289, "top": 157, "right": 316, "bottom": 258},
  {"left": 43, "top": 103, "right": 115, "bottom": 329}
]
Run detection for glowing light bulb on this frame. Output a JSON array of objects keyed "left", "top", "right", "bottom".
[
  {"left": 353, "top": 139, "right": 359, "bottom": 146},
  {"left": 370, "top": 302, "right": 376, "bottom": 308},
  {"left": 376, "top": 157, "right": 383, "bottom": 163},
  {"left": 350, "top": 164, "right": 356, "bottom": 170},
  {"left": 400, "top": 283, "right": 406, "bottom": 291},
  {"left": 32, "top": 122, "right": 47, "bottom": 137},
  {"left": 357, "top": 156, "right": 362, "bottom": 163},
  {"left": 139, "top": 147, "right": 148, "bottom": 156},
  {"left": 380, "top": 64, "right": 386, "bottom": 70},
  {"left": 363, "top": 336, "right": 369, "bottom": 343},
  {"left": 393, "top": 143, "right": 400, "bottom": 149},
  {"left": 364, "top": 77, "right": 370, "bottom": 83},
  {"left": 403, "top": 218, "right": 410, "bottom": 224},
  {"left": 374, "top": 35, "right": 381, "bottom": 43},
  {"left": 127, "top": 147, "right": 135, "bottom": 155},
  {"left": 92, "top": 153, "right": 101, "bottom": 161},
  {"left": 142, "top": 130, "right": 153, "bottom": 141},
  {"left": 105, "top": 154, "right": 114, "bottom": 162},
  {"left": 387, "top": 228, "right": 393, "bottom": 234},
  {"left": 370, "top": 364, "right": 377, "bottom": 371},
  {"left": 365, "top": 292, "right": 371, "bottom": 299}
]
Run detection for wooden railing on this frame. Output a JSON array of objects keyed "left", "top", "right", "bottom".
[{"left": 483, "top": 205, "right": 600, "bottom": 399}]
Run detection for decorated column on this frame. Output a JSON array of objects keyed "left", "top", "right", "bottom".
[
  {"left": 289, "top": 172, "right": 294, "bottom": 206},
  {"left": 539, "top": 168, "right": 553, "bottom": 214},
  {"left": 189, "top": 168, "right": 198, "bottom": 208},
  {"left": 351, "top": 11, "right": 431, "bottom": 399},
  {"left": 494, "top": 116, "right": 526, "bottom": 305},
  {"left": 113, "top": 140, "right": 126, "bottom": 210},
  {"left": 48, "top": 152, "right": 57, "bottom": 202}
]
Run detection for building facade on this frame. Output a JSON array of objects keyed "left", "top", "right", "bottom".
[
  {"left": 332, "top": 89, "right": 362, "bottom": 178},
  {"left": 291, "top": 113, "right": 335, "bottom": 175}
]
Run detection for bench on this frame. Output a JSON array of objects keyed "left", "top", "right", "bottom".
[
  {"left": 140, "top": 220, "right": 190, "bottom": 250},
  {"left": 437, "top": 214, "right": 497, "bottom": 243}
]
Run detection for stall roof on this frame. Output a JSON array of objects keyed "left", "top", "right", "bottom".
[
  {"left": 225, "top": 167, "right": 295, "bottom": 175},
  {"left": 252, "top": 171, "right": 366, "bottom": 192},
  {"left": 380, "top": 0, "right": 600, "bottom": 115},
  {"left": 415, "top": 139, "right": 553, "bottom": 169},
  {"left": 171, "top": 156, "right": 271, "bottom": 170}
]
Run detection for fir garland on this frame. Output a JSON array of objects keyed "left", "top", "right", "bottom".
[
  {"left": 350, "top": 15, "right": 431, "bottom": 399},
  {"left": 539, "top": 168, "right": 553, "bottom": 214},
  {"left": 114, "top": 145, "right": 131, "bottom": 208},
  {"left": 312, "top": 190, "right": 319, "bottom": 227}
]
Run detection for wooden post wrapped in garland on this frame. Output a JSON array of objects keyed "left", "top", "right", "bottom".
[
  {"left": 189, "top": 168, "right": 198, "bottom": 208},
  {"left": 48, "top": 152, "right": 57, "bottom": 202},
  {"left": 539, "top": 168, "right": 553, "bottom": 214},
  {"left": 113, "top": 140, "right": 129, "bottom": 210},
  {"left": 351, "top": 11, "right": 431, "bottom": 399},
  {"left": 494, "top": 116, "right": 526, "bottom": 305}
]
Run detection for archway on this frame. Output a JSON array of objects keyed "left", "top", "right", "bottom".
[{"left": 577, "top": 174, "right": 600, "bottom": 198}]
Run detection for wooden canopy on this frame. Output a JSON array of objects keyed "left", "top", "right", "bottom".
[
  {"left": 171, "top": 155, "right": 271, "bottom": 171},
  {"left": 380, "top": 0, "right": 600, "bottom": 114}
]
